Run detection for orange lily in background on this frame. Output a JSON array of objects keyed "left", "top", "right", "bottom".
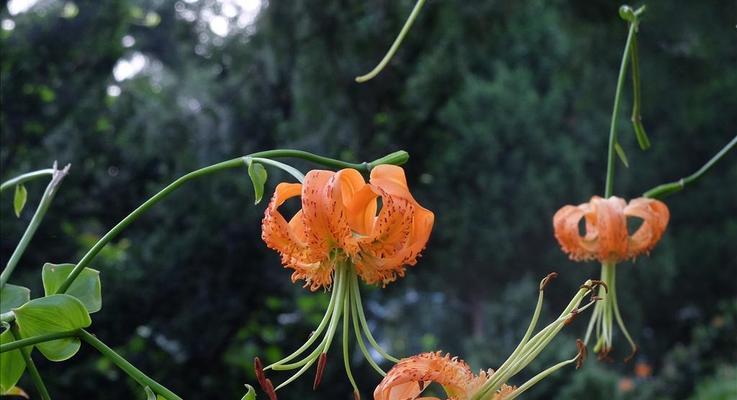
[
  {"left": 553, "top": 196, "right": 669, "bottom": 263},
  {"left": 552, "top": 196, "right": 669, "bottom": 359},
  {"left": 374, "top": 352, "right": 498, "bottom": 400},
  {"left": 257, "top": 165, "right": 434, "bottom": 399},
  {"left": 262, "top": 165, "right": 434, "bottom": 290}
]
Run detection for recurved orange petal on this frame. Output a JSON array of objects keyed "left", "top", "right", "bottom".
[
  {"left": 624, "top": 197, "right": 670, "bottom": 259},
  {"left": 553, "top": 196, "right": 669, "bottom": 264},
  {"left": 374, "top": 352, "right": 487, "bottom": 400}
]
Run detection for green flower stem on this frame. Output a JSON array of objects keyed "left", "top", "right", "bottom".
[
  {"left": 271, "top": 267, "right": 347, "bottom": 372},
  {"left": 0, "top": 169, "right": 54, "bottom": 192},
  {"left": 503, "top": 352, "right": 579, "bottom": 400},
  {"left": 10, "top": 325, "right": 51, "bottom": 400},
  {"left": 55, "top": 149, "right": 407, "bottom": 295},
  {"left": 350, "top": 272, "right": 399, "bottom": 363},
  {"left": 610, "top": 265, "right": 637, "bottom": 356},
  {"left": 247, "top": 157, "right": 305, "bottom": 183},
  {"left": 492, "top": 277, "right": 548, "bottom": 376},
  {"left": 351, "top": 288, "right": 387, "bottom": 376},
  {"left": 0, "top": 330, "right": 79, "bottom": 353},
  {"left": 629, "top": 30, "right": 650, "bottom": 150},
  {"left": 643, "top": 134, "right": 737, "bottom": 199},
  {"left": 355, "top": 0, "right": 427, "bottom": 83},
  {"left": 266, "top": 277, "right": 340, "bottom": 370},
  {"left": 605, "top": 18, "right": 638, "bottom": 198},
  {"left": 78, "top": 329, "right": 182, "bottom": 400},
  {"left": 473, "top": 283, "right": 592, "bottom": 400},
  {"left": 342, "top": 283, "right": 360, "bottom": 396},
  {"left": 274, "top": 265, "right": 349, "bottom": 390},
  {"left": 1, "top": 164, "right": 70, "bottom": 289}
]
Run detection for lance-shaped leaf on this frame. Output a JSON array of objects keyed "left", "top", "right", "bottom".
[
  {"left": 13, "top": 184, "right": 27, "bottom": 218},
  {"left": 14, "top": 294, "right": 91, "bottom": 361},
  {"left": 247, "top": 161, "right": 268, "bottom": 205},
  {"left": 42, "top": 263, "right": 102, "bottom": 313}
]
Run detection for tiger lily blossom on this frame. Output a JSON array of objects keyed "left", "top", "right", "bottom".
[
  {"left": 553, "top": 196, "right": 670, "bottom": 359},
  {"left": 374, "top": 275, "right": 596, "bottom": 400},
  {"left": 256, "top": 165, "right": 434, "bottom": 398}
]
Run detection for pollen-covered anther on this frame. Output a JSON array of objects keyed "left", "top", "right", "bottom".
[
  {"left": 575, "top": 339, "right": 587, "bottom": 369},
  {"left": 540, "top": 272, "right": 559, "bottom": 291}
]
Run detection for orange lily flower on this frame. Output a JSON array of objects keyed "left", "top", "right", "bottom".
[
  {"left": 553, "top": 196, "right": 669, "bottom": 263},
  {"left": 262, "top": 165, "right": 434, "bottom": 290},
  {"left": 373, "top": 352, "right": 493, "bottom": 400},
  {"left": 256, "top": 165, "right": 433, "bottom": 398}
]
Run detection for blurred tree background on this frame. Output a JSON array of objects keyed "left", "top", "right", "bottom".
[{"left": 1, "top": 0, "right": 736, "bottom": 398}]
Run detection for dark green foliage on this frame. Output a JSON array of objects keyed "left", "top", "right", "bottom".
[{"left": 1, "top": 0, "right": 735, "bottom": 398}]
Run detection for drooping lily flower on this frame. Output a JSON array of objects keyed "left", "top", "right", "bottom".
[
  {"left": 257, "top": 165, "right": 434, "bottom": 399},
  {"left": 553, "top": 196, "right": 669, "bottom": 263},
  {"left": 262, "top": 165, "right": 434, "bottom": 290},
  {"left": 374, "top": 275, "right": 596, "bottom": 400},
  {"left": 553, "top": 196, "right": 669, "bottom": 359}
]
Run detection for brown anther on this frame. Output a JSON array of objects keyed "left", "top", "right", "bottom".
[
  {"left": 254, "top": 357, "right": 267, "bottom": 388},
  {"left": 418, "top": 381, "right": 426, "bottom": 391},
  {"left": 263, "top": 378, "right": 278, "bottom": 400},
  {"left": 539, "top": 272, "right": 559, "bottom": 291},
  {"left": 575, "top": 339, "right": 587, "bottom": 369},
  {"left": 590, "top": 280, "right": 608, "bottom": 293},
  {"left": 596, "top": 346, "right": 613, "bottom": 362},
  {"left": 353, "top": 389, "right": 361, "bottom": 400},
  {"left": 623, "top": 345, "right": 639, "bottom": 364},
  {"left": 313, "top": 353, "right": 327, "bottom": 390},
  {"left": 564, "top": 308, "right": 580, "bottom": 325}
]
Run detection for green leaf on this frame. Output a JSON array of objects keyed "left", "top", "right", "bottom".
[
  {"left": 614, "top": 142, "right": 630, "bottom": 168},
  {"left": 247, "top": 161, "right": 268, "bottom": 205},
  {"left": 14, "top": 294, "right": 91, "bottom": 361},
  {"left": 0, "top": 284, "right": 31, "bottom": 314},
  {"left": 241, "top": 384, "right": 256, "bottom": 400},
  {"left": 13, "top": 185, "right": 27, "bottom": 218},
  {"left": 42, "top": 263, "right": 102, "bottom": 313},
  {"left": 633, "top": 120, "right": 651, "bottom": 150},
  {"left": 0, "top": 330, "right": 26, "bottom": 394}
]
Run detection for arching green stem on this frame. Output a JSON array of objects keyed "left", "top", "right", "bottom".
[
  {"left": 644, "top": 135, "right": 737, "bottom": 199},
  {"left": 54, "top": 149, "right": 407, "bottom": 295},
  {"left": 78, "top": 329, "right": 182, "bottom": 400},
  {"left": 355, "top": 0, "right": 427, "bottom": 83},
  {"left": 0, "top": 169, "right": 54, "bottom": 192}
]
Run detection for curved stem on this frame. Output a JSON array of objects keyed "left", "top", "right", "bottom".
[
  {"left": 0, "top": 330, "right": 78, "bottom": 353},
  {"left": 351, "top": 273, "right": 399, "bottom": 363},
  {"left": 355, "top": 0, "right": 427, "bottom": 83},
  {"left": 342, "top": 283, "right": 360, "bottom": 395},
  {"left": 266, "top": 281, "right": 340, "bottom": 370},
  {"left": 605, "top": 22, "right": 637, "bottom": 197},
  {"left": 610, "top": 267, "right": 637, "bottom": 356},
  {"left": 1, "top": 164, "right": 70, "bottom": 288},
  {"left": 10, "top": 325, "right": 51, "bottom": 400},
  {"left": 644, "top": 134, "right": 737, "bottom": 199},
  {"left": 351, "top": 292, "right": 386, "bottom": 376},
  {"left": 0, "top": 169, "right": 54, "bottom": 192},
  {"left": 78, "top": 329, "right": 182, "bottom": 400},
  {"left": 55, "top": 149, "right": 406, "bottom": 294},
  {"left": 248, "top": 157, "right": 305, "bottom": 183}
]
